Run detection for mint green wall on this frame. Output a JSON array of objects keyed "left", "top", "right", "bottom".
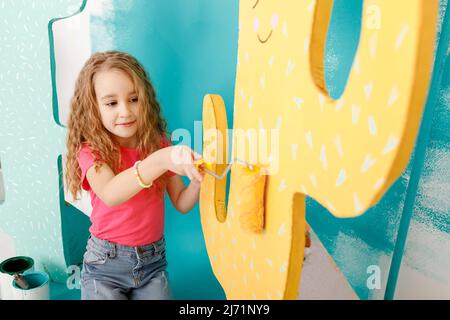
[
  {"left": 90, "top": 0, "right": 238, "bottom": 299},
  {"left": 0, "top": 0, "right": 83, "bottom": 284}
]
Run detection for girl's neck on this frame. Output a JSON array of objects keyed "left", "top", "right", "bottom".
[
  {"left": 116, "top": 137, "right": 138, "bottom": 149},
  {"left": 119, "top": 142, "right": 137, "bottom": 149},
  {"left": 120, "top": 144, "right": 137, "bottom": 150}
]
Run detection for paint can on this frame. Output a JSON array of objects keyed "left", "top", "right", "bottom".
[
  {"left": 11, "top": 271, "right": 49, "bottom": 300},
  {"left": 0, "top": 256, "right": 34, "bottom": 300}
]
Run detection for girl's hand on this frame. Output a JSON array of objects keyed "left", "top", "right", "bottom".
[
  {"left": 166, "top": 145, "right": 203, "bottom": 182},
  {"left": 190, "top": 169, "right": 206, "bottom": 188}
]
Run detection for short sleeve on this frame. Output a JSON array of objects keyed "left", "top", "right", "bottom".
[
  {"left": 160, "top": 136, "right": 176, "bottom": 178},
  {"left": 77, "top": 145, "right": 96, "bottom": 191}
]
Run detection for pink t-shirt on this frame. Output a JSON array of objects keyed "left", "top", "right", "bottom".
[{"left": 77, "top": 138, "right": 176, "bottom": 246}]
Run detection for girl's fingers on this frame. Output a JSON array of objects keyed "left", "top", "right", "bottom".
[
  {"left": 192, "top": 152, "right": 202, "bottom": 161},
  {"left": 191, "top": 167, "right": 203, "bottom": 182}
]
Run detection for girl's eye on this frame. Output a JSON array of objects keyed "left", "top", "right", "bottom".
[
  {"left": 131, "top": 97, "right": 138, "bottom": 103},
  {"left": 105, "top": 101, "right": 117, "bottom": 107}
]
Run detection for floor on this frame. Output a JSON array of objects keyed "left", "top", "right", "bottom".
[{"left": 298, "top": 229, "right": 359, "bottom": 300}]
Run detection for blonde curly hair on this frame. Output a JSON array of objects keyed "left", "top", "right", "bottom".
[{"left": 65, "top": 51, "right": 169, "bottom": 200}]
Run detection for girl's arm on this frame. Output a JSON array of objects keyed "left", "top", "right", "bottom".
[
  {"left": 166, "top": 175, "right": 202, "bottom": 214},
  {"left": 85, "top": 146, "right": 202, "bottom": 207}
]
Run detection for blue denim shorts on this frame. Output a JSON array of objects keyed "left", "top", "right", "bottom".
[{"left": 80, "top": 235, "right": 171, "bottom": 300}]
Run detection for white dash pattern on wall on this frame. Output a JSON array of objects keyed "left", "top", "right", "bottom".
[
  {"left": 278, "top": 223, "right": 286, "bottom": 236},
  {"left": 310, "top": 174, "right": 318, "bottom": 188},
  {"left": 291, "top": 143, "right": 298, "bottom": 160},
  {"left": 351, "top": 104, "right": 361, "bottom": 124},
  {"left": 318, "top": 93, "right": 325, "bottom": 111},
  {"left": 282, "top": 21, "right": 288, "bottom": 37},
  {"left": 373, "top": 177, "right": 385, "bottom": 190},
  {"left": 307, "top": 0, "right": 315, "bottom": 12},
  {"left": 325, "top": 200, "right": 336, "bottom": 212},
  {"left": 248, "top": 96, "right": 254, "bottom": 110},
  {"left": 361, "top": 154, "right": 377, "bottom": 173},
  {"left": 259, "top": 74, "right": 266, "bottom": 89},
  {"left": 304, "top": 37, "right": 310, "bottom": 53},
  {"left": 294, "top": 96, "right": 304, "bottom": 109},
  {"left": 305, "top": 131, "right": 313, "bottom": 149},
  {"left": 239, "top": 88, "right": 245, "bottom": 100},
  {"left": 286, "top": 59, "right": 295, "bottom": 75},
  {"left": 353, "top": 192, "right": 363, "bottom": 213},
  {"left": 335, "top": 99, "right": 345, "bottom": 111},
  {"left": 368, "top": 116, "right": 377, "bottom": 136},
  {"left": 395, "top": 24, "right": 410, "bottom": 50},
  {"left": 364, "top": 82, "right": 374, "bottom": 99},
  {"left": 388, "top": 86, "right": 400, "bottom": 107},
  {"left": 383, "top": 135, "right": 400, "bottom": 154},
  {"left": 276, "top": 116, "right": 282, "bottom": 130},
  {"left": 268, "top": 55, "right": 275, "bottom": 67},
  {"left": 336, "top": 169, "right": 347, "bottom": 187},
  {"left": 334, "top": 135, "right": 344, "bottom": 158},
  {"left": 320, "top": 145, "right": 327, "bottom": 170},
  {"left": 278, "top": 179, "right": 287, "bottom": 192}
]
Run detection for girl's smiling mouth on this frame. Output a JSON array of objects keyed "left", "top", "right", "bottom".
[{"left": 116, "top": 120, "right": 136, "bottom": 126}]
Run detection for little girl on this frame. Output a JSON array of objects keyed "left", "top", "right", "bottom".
[{"left": 65, "top": 51, "right": 204, "bottom": 300}]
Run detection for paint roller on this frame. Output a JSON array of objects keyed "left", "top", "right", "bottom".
[{"left": 195, "top": 158, "right": 267, "bottom": 233}]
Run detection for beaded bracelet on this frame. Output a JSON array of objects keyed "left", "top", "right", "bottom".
[{"left": 133, "top": 160, "right": 152, "bottom": 189}]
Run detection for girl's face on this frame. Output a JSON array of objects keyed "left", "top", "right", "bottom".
[{"left": 94, "top": 68, "right": 140, "bottom": 148}]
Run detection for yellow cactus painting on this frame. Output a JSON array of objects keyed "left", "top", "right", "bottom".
[{"left": 199, "top": 0, "right": 438, "bottom": 299}]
